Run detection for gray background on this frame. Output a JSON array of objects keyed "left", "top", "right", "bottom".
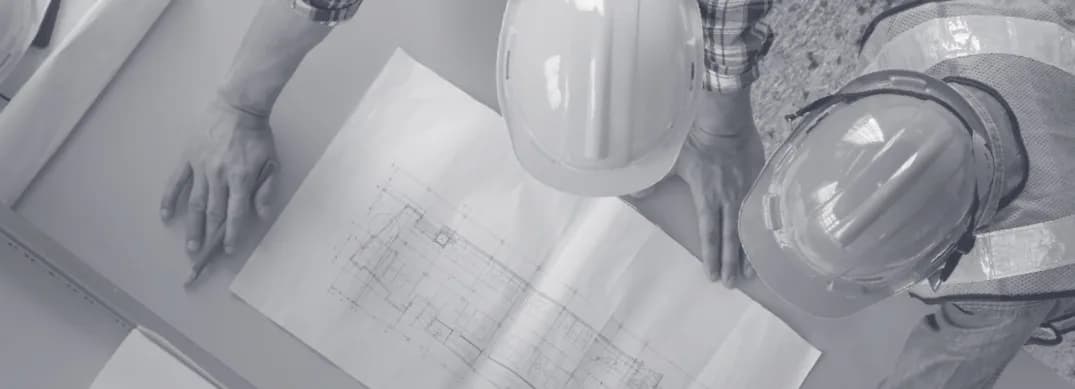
[
  {"left": 9, "top": 0, "right": 1071, "bottom": 388},
  {"left": 0, "top": 229, "right": 130, "bottom": 389}
]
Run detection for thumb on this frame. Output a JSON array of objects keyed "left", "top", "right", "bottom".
[{"left": 686, "top": 176, "right": 720, "bottom": 282}]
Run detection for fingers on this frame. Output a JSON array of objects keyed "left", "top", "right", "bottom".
[
  {"left": 254, "top": 161, "right": 277, "bottom": 220},
  {"left": 721, "top": 203, "right": 742, "bottom": 288},
  {"left": 706, "top": 207, "right": 723, "bottom": 282},
  {"left": 183, "top": 159, "right": 274, "bottom": 257},
  {"left": 160, "top": 163, "right": 192, "bottom": 221},
  {"left": 224, "top": 173, "right": 254, "bottom": 255},
  {"left": 688, "top": 181, "right": 722, "bottom": 282},
  {"left": 185, "top": 173, "right": 208, "bottom": 253},
  {"left": 203, "top": 174, "right": 229, "bottom": 252}
]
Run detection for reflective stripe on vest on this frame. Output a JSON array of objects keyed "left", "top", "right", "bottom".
[
  {"left": 939, "top": 213, "right": 1075, "bottom": 284},
  {"left": 860, "top": 13, "right": 1075, "bottom": 297},
  {"left": 863, "top": 15, "right": 1075, "bottom": 75}
]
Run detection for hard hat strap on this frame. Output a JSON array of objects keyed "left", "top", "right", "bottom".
[
  {"left": 928, "top": 76, "right": 1026, "bottom": 292},
  {"left": 930, "top": 193, "right": 979, "bottom": 290},
  {"left": 1028, "top": 313, "right": 1075, "bottom": 347},
  {"left": 785, "top": 87, "right": 977, "bottom": 139},
  {"left": 941, "top": 75, "right": 1026, "bottom": 226},
  {"left": 855, "top": 0, "right": 954, "bottom": 54},
  {"left": 783, "top": 94, "right": 847, "bottom": 123}
]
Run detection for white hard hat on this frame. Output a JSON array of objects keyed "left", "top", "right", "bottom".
[
  {"left": 496, "top": 0, "right": 704, "bottom": 196},
  {"left": 740, "top": 70, "right": 991, "bottom": 318},
  {"left": 0, "top": 1, "right": 41, "bottom": 86}
]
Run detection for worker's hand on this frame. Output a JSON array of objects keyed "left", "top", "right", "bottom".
[
  {"left": 674, "top": 90, "right": 764, "bottom": 288},
  {"left": 160, "top": 99, "right": 278, "bottom": 258}
]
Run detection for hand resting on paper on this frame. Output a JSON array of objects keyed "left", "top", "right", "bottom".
[
  {"left": 157, "top": 1, "right": 331, "bottom": 278},
  {"left": 672, "top": 88, "right": 764, "bottom": 289},
  {"left": 160, "top": 100, "right": 279, "bottom": 261}
]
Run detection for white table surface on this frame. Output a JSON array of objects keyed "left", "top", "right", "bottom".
[{"left": 11, "top": 1, "right": 1067, "bottom": 388}]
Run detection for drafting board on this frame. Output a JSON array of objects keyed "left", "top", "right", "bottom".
[{"left": 0, "top": 205, "right": 252, "bottom": 388}]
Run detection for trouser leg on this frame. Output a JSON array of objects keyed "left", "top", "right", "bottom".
[{"left": 878, "top": 299, "right": 1055, "bottom": 389}]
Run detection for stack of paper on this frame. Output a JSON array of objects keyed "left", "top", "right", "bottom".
[
  {"left": 231, "top": 49, "right": 820, "bottom": 389},
  {"left": 89, "top": 328, "right": 216, "bottom": 389}
]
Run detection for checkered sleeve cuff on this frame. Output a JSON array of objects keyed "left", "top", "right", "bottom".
[{"left": 697, "top": 0, "right": 775, "bottom": 93}]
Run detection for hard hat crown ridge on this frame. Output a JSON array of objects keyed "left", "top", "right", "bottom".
[{"left": 497, "top": 0, "right": 704, "bottom": 196}]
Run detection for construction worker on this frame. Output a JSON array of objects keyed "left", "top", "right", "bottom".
[
  {"left": 158, "top": 0, "right": 774, "bottom": 288},
  {"left": 739, "top": 0, "right": 1075, "bottom": 387}
]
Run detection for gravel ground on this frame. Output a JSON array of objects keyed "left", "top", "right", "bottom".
[
  {"left": 750, "top": 0, "right": 1074, "bottom": 149},
  {"left": 749, "top": 0, "right": 1075, "bottom": 383},
  {"left": 750, "top": 0, "right": 895, "bottom": 148}
]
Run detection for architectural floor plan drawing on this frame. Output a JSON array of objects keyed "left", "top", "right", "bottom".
[
  {"left": 231, "top": 49, "right": 820, "bottom": 389},
  {"left": 323, "top": 168, "right": 678, "bottom": 389}
]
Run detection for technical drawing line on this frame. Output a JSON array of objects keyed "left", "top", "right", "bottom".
[
  {"left": 320, "top": 168, "right": 690, "bottom": 388},
  {"left": 488, "top": 357, "right": 538, "bottom": 389}
]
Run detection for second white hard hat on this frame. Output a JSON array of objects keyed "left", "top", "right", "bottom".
[{"left": 496, "top": 0, "right": 704, "bottom": 196}]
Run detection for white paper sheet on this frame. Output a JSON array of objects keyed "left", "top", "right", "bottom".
[
  {"left": 231, "top": 49, "right": 820, "bottom": 389},
  {"left": 89, "top": 328, "right": 216, "bottom": 389}
]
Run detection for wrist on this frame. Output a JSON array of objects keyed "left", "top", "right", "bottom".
[
  {"left": 212, "top": 94, "right": 273, "bottom": 130},
  {"left": 688, "top": 126, "right": 757, "bottom": 152},
  {"left": 693, "top": 86, "right": 757, "bottom": 139},
  {"left": 214, "top": 2, "right": 332, "bottom": 120},
  {"left": 217, "top": 86, "right": 274, "bottom": 119}
]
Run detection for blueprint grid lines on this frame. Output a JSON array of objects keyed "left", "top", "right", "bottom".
[{"left": 318, "top": 165, "right": 709, "bottom": 389}]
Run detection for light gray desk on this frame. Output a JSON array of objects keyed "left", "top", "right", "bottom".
[
  {"left": 10, "top": 0, "right": 1066, "bottom": 388},
  {"left": 0, "top": 205, "right": 250, "bottom": 388}
]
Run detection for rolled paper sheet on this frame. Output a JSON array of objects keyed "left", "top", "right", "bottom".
[{"left": 0, "top": 0, "right": 174, "bottom": 206}]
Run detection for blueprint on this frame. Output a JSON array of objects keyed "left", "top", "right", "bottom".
[{"left": 231, "top": 49, "right": 820, "bottom": 389}]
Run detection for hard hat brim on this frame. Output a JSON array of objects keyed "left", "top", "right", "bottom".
[
  {"left": 505, "top": 118, "right": 691, "bottom": 197},
  {"left": 739, "top": 154, "right": 893, "bottom": 319}
]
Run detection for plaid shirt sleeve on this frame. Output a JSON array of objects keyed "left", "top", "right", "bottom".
[
  {"left": 697, "top": 0, "right": 775, "bottom": 93},
  {"left": 288, "top": 0, "right": 364, "bottom": 25},
  {"left": 284, "top": 0, "right": 770, "bottom": 90}
]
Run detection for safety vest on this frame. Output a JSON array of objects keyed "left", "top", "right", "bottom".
[{"left": 860, "top": 0, "right": 1075, "bottom": 303}]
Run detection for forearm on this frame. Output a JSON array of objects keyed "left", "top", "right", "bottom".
[
  {"left": 880, "top": 301, "right": 1054, "bottom": 389},
  {"left": 218, "top": 1, "right": 336, "bottom": 116},
  {"left": 692, "top": 0, "right": 772, "bottom": 141}
]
